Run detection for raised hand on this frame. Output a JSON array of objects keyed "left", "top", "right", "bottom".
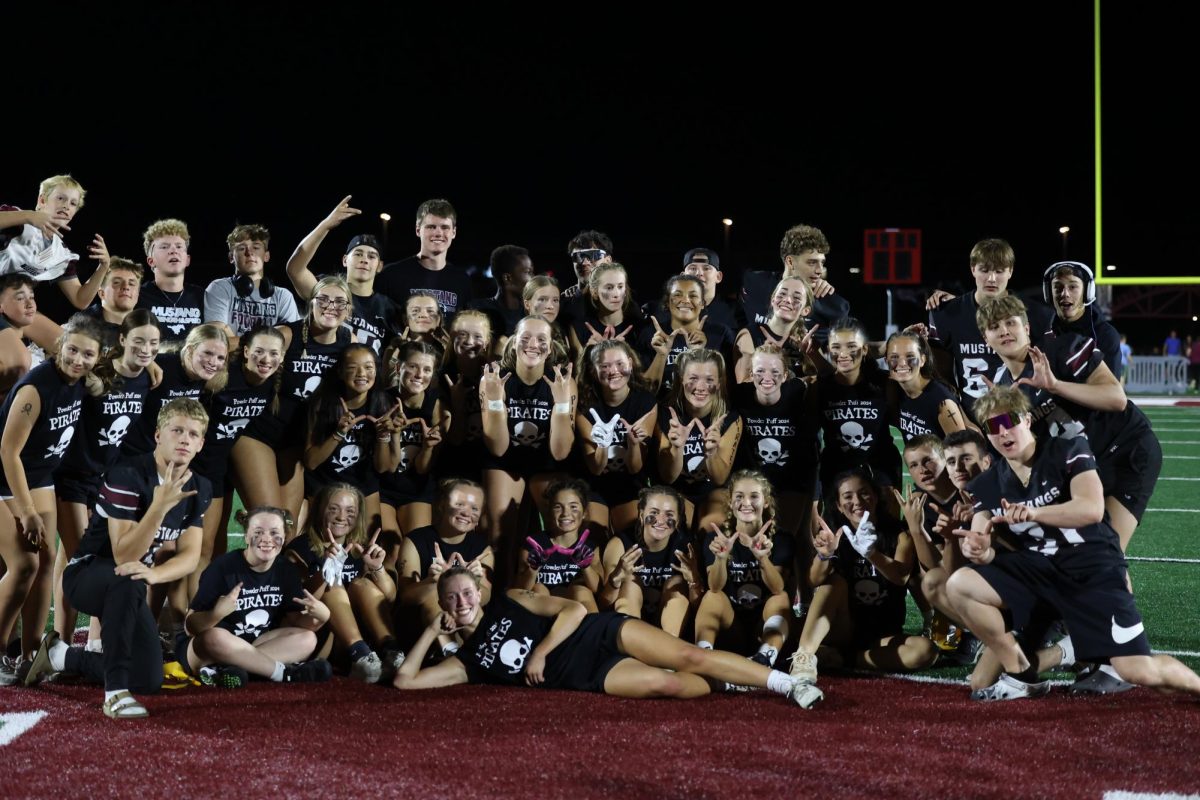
[
  {"left": 27, "top": 210, "right": 69, "bottom": 239},
  {"left": 672, "top": 543, "right": 699, "bottom": 585},
  {"left": 902, "top": 322, "right": 930, "bottom": 339},
  {"left": 293, "top": 589, "right": 330, "bottom": 622},
  {"left": 214, "top": 582, "right": 243, "bottom": 620},
  {"left": 480, "top": 362, "right": 509, "bottom": 405},
  {"left": 841, "top": 511, "right": 877, "bottom": 558},
  {"left": 588, "top": 409, "right": 621, "bottom": 447},
  {"left": 791, "top": 323, "right": 819, "bottom": 356},
  {"left": 418, "top": 418, "right": 443, "bottom": 449},
  {"left": 88, "top": 233, "right": 111, "bottom": 268},
  {"left": 610, "top": 545, "right": 642, "bottom": 590},
  {"left": 435, "top": 611, "right": 465, "bottom": 636},
  {"left": 430, "top": 325, "right": 451, "bottom": 351},
  {"left": 152, "top": 462, "right": 198, "bottom": 511},
  {"left": 429, "top": 542, "right": 450, "bottom": 578},
  {"left": 583, "top": 322, "right": 608, "bottom": 347},
  {"left": 812, "top": 516, "right": 843, "bottom": 560},
  {"left": 699, "top": 414, "right": 724, "bottom": 456},
  {"left": 338, "top": 398, "right": 371, "bottom": 435},
  {"left": 649, "top": 317, "right": 676, "bottom": 356},
  {"left": 356, "top": 529, "right": 386, "bottom": 572},
  {"left": 1014, "top": 346, "right": 1058, "bottom": 393},
  {"left": 528, "top": 537, "right": 549, "bottom": 568},
  {"left": 543, "top": 363, "right": 574, "bottom": 406},
  {"left": 892, "top": 487, "right": 927, "bottom": 534},
  {"left": 321, "top": 527, "right": 348, "bottom": 587},
  {"left": 666, "top": 407, "right": 695, "bottom": 450},
  {"left": 810, "top": 277, "right": 837, "bottom": 298},
  {"left": 621, "top": 416, "right": 648, "bottom": 446},
  {"left": 759, "top": 325, "right": 787, "bottom": 348},
  {"left": 685, "top": 317, "right": 708, "bottom": 348},
  {"left": 569, "top": 529, "right": 595, "bottom": 568},
  {"left": 374, "top": 400, "right": 406, "bottom": 436},
  {"left": 708, "top": 522, "right": 737, "bottom": 559},
  {"left": 750, "top": 521, "right": 774, "bottom": 559},
  {"left": 322, "top": 195, "right": 362, "bottom": 231}
]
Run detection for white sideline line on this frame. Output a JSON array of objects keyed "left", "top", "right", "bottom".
[
  {"left": 1156, "top": 477, "right": 1200, "bottom": 481},
  {"left": 1163, "top": 455, "right": 1200, "bottom": 460},
  {"left": 1105, "top": 791, "right": 1200, "bottom": 800},
  {"left": 1160, "top": 441, "right": 1200, "bottom": 445},
  {"left": 0, "top": 711, "right": 46, "bottom": 746},
  {"left": 1150, "top": 429, "right": 1200, "bottom": 432},
  {"left": 1154, "top": 649, "right": 1200, "bottom": 659},
  {"left": 1126, "top": 557, "right": 1200, "bottom": 564},
  {"left": 1146, "top": 508, "right": 1200, "bottom": 513}
]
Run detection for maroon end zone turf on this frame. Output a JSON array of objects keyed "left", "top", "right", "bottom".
[{"left": 3, "top": 675, "right": 1198, "bottom": 799}]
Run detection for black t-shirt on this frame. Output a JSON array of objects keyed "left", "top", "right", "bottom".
[
  {"left": 273, "top": 319, "right": 354, "bottom": 425},
  {"left": 0, "top": 360, "right": 84, "bottom": 492},
  {"left": 75, "top": 452, "right": 212, "bottom": 564},
  {"left": 734, "top": 379, "right": 815, "bottom": 484},
  {"left": 376, "top": 256, "right": 473, "bottom": 322},
  {"left": 634, "top": 321, "right": 736, "bottom": 394},
  {"left": 79, "top": 305, "right": 122, "bottom": 351},
  {"left": 348, "top": 292, "right": 398, "bottom": 356},
  {"left": 190, "top": 551, "right": 303, "bottom": 643},
  {"left": 928, "top": 291, "right": 1054, "bottom": 407},
  {"left": 740, "top": 270, "right": 848, "bottom": 349},
  {"left": 578, "top": 387, "right": 656, "bottom": 501},
  {"left": 701, "top": 529, "right": 794, "bottom": 608},
  {"left": 459, "top": 595, "right": 554, "bottom": 687},
  {"left": 1051, "top": 306, "right": 1124, "bottom": 380},
  {"left": 831, "top": 513, "right": 907, "bottom": 629},
  {"left": 613, "top": 527, "right": 687, "bottom": 617},
  {"left": 967, "top": 436, "right": 1120, "bottom": 555},
  {"left": 484, "top": 372, "right": 562, "bottom": 474},
  {"left": 470, "top": 295, "right": 526, "bottom": 339},
  {"left": 59, "top": 369, "right": 152, "bottom": 479},
  {"left": 404, "top": 526, "right": 490, "bottom": 578},
  {"left": 895, "top": 379, "right": 960, "bottom": 444},
  {"left": 120, "top": 354, "right": 206, "bottom": 456},
  {"left": 526, "top": 529, "right": 591, "bottom": 588},
  {"left": 815, "top": 372, "right": 901, "bottom": 485},
  {"left": 136, "top": 281, "right": 205, "bottom": 344},
  {"left": 659, "top": 408, "right": 741, "bottom": 498}
]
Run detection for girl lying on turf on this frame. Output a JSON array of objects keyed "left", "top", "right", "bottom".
[{"left": 391, "top": 566, "right": 824, "bottom": 708}]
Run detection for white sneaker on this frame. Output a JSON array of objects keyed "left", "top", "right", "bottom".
[
  {"left": 970, "top": 673, "right": 1050, "bottom": 702},
  {"left": 788, "top": 648, "right": 818, "bottom": 682},
  {"left": 350, "top": 651, "right": 383, "bottom": 684},
  {"left": 1056, "top": 635, "right": 1076, "bottom": 669},
  {"left": 788, "top": 679, "right": 824, "bottom": 709}
]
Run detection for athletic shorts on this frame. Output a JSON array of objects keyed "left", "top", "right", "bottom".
[
  {"left": 1097, "top": 430, "right": 1162, "bottom": 523},
  {"left": 548, "top": 611, "right": 630, "bottom": 693},
  {"left": 54, "top": 469, "right": 102, "bottom": 506},
  {"left": 973, "top": 543, "right": 1150, "bottom": 663}
]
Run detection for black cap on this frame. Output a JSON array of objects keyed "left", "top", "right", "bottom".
[
  {"left": 682, "top": 247, "right": 720, "bottom": 269},
  {"left": 346, "top": 234, "right": 382, "bottom": 256}
]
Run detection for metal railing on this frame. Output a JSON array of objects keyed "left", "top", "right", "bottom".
[{"left": 1125, "top": 356, "right": 1189, "bottom": 394}]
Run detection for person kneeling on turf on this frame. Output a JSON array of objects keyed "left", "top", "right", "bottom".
[
  {"left": 181, "top": 505, "right": 332, "bottom": 688},
  {"left": 24, "top": 398, "right": 212, "bottom": 719},
  {"left": 945, "top": 385, "right": 1200, "bottom": 701}
]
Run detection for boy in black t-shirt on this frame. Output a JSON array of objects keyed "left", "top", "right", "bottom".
[
  {"left": 376, "top": 198, "right": 472, "bottom": 322},
  {"left": 136, "top": 219, "right": 205, "bottom": 343}
]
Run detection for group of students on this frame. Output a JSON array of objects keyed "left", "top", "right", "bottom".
[{"left": 2, "top": 174, "right": 1198, "bottom": 720}]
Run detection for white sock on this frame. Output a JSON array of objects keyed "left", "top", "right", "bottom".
[
  {"left": 762, "top": 615, "right": 786, "bottom": 637},
  {"left": 1056, "top": 636, "right": 1075, "bottom": 668},
  {"left": 48, "top": 640, "right": 69, "bottom": 672},
  {"left": 766, "top": 669, "right": 795, "bottom": 695},
  {"left": 441, "top": 642, "right": 460, "bottom": 656},
  {"left": 756, "top": 644, "right": 779, "bottom": 666},
  {"left": 104, "top": 689, "right": 126, "bottom": 703},
  {"left": 85, "top": 638, "right": 103, "bottom": 653},
  {"left": 697, "top": 641, "right": 714, "bottom": 650},
  {"left": 270, "top": 661, "right": 286, "bottom": 682},
  {"left": 1098, "top": 663, "right": 1121, "bottom": 679}
]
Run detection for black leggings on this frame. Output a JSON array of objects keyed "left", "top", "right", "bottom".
[{"left": 62, "top": 556, "right": 163, "bottom": 694}]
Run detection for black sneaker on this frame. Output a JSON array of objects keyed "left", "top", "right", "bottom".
[
  {"left": 198, "top": 664, "right": 250, "bottom": 689},
  {"left": 0, "top": 654, "right": 22, "bottom": 686},
  {"left": 284, "top": 659, "right": 333, "bottom": 683}
]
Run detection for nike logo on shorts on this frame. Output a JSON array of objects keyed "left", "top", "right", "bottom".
[{"left": 1111, "top": 615, "right": 1145, "bottom": 645}]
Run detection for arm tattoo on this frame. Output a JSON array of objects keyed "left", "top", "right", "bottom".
[{"left": 20, "top": 403, "right": 32, "bottom": 416}]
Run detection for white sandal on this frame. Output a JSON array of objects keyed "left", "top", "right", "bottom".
[{"left": 102, "top": 691, "right": 149, "bottom": 720}]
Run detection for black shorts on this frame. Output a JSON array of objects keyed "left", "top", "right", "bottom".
[
  {"left": 1096, "top": 430, "right": 1162, "bottom": 523},
  {"left": 973, "top": 543, "right": 1150, "bottom": 663},
  {"left": 240, "top": 408, "right": 303, "bottom": 450},
  {"left": 547, "top": 611, "right": 630, "bottom": 693},
  {"left": 55, "top": 469, "right": 102, "bottom": 506}
]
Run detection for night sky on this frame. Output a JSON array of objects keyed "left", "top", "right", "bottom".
[{"left": 11, "top": 3, "right": 1193, "bottom": 341}]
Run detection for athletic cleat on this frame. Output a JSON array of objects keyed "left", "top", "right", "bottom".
[
  {"left": 971, "top": 673, "right": 1050, "bottom": 702},
  {"left": 722, "top": 681, "right": 758, "bottom": 693},
  {"left": 285, "top": 659, "right": 333, "bottom": 683},
  {"left": 24, "top": 631, "right": 61, "bottom": 686},
  {"left": 350, "top": 651, "right": 383, "bottom": 684},
  {"left": 1070, "top": 666, "right": 1134, "bottom": 695},
  {"left": 788, "top": 679, "right": 824, "bottom": 709},
  {"left": 788, "top": 648, "right": 818, "bottom": 682},
  {"left": 381, "top": 649, "right": 406, "bottom": 677},
  {"left": 198, "top": 664, "right": 250, "bottom": 689}
]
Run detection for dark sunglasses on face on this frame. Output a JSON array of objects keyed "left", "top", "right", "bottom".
[
  {"left": 985, "top": 412, "right": 1022, "bottom": 435},
  {"left": 571, "top": 248, "right": 607, "bottom": 264}
]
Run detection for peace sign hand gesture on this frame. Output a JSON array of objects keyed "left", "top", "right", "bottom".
[
  {"left": 152, "top": 462, "right": 198, "bottom": 512},
  {"left": 708, "top": 523, "right": 737, "bottom": 559},
  {"left": 350, "top": 529, "right": 385, "bottom": 572}
]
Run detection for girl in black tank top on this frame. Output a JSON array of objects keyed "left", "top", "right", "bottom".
[
  {"left": 230, "top": 276, "right": 353, "bottom": 521},
  {"left": 734, "top": 275, "right": 815, "bottom": 382},
  {"left": 378, "top": 340, "right": 448, "bottom": 538},
  {"left": 515, "top": 479, "right": 602, "bottom": 613},
  {"left": 441, "top": 310, "right": 494, "bottom": 482}
]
